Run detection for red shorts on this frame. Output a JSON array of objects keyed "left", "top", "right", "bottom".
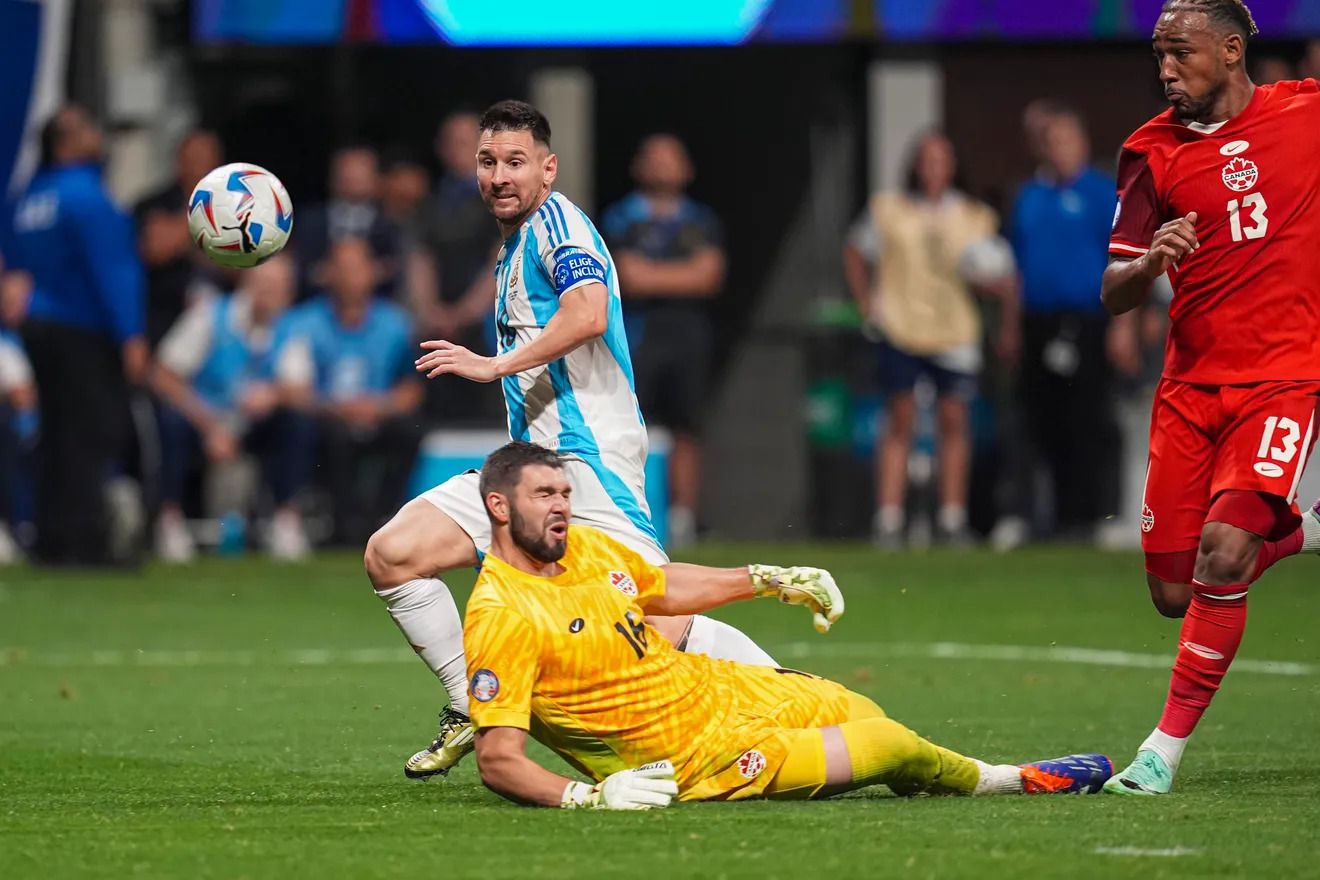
[{"left": 1141, "top": 378, "right": 1320, "bottom": 554}]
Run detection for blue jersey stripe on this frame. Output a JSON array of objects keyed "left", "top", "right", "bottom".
[
  {"left": 575, "top": 453, "right": 660, "bottom": 545},
  {"left": 535, "top": 206, "right": 554, "bottom": 246},
  {"left": 550, "top": 197, "right": 572, "bottom": 246}
]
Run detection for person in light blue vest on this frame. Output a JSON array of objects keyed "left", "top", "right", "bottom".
[
  {"left": 152, "top": 253, "right": 313, "bottom": 561},
  {"left": 281, "top": 237, "right": 422, "bottom": 545}
]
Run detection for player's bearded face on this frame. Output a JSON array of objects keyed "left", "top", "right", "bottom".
[
  {"left": 477, "top": 130, "right": 556, "bottom": 226},
  {"left": 508, "top": 476, "right": 571, "bottom": 563}
]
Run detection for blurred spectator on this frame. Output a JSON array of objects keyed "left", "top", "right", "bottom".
[
  {"left": 380, "top": 149, "right": 431, "bottom": 242},
  {"left": 1254, "top": 56, "right": 1295, "bottom": 84},
  {"left": 1, "top": 106, "right": 146, "bottom": 565},
  {"left": 1300, "top": 39, "right": 1320, "bottom": 80},
  {"left": 151, "top": 253, "right": 313, "bottom": 562},
  {"left": 1021, "top": 98, "right": 1060, "bottom": 163},
  {"left": 297, "top": 145, "right": 401, "bottom": 300},
  {"left": 0, "top": 328, "right": 36, "bottom": 563},
  {"left": 842, "top": 130, "right": 1017, "bottom": 548},
  {"left": 601, "top": 133, "right": 725, "bottom": 549},
  {"left": 284, "top": 238, "right": 422, "bottom": 544},
  {"left": 1009, "top": 107, "right": 1128, "bottom": 538},
  {"left": 135, "top": 129, "right": 223, "bottom": 349},
  {"left": 407, "top": 111, "right": 501, "bottom": 423}
]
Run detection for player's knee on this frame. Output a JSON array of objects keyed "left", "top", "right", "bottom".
[
  {"left": 364, "top": 523, "right": 414, "bottom": 592},
  {"left": 1194, "top": 524, "right": 1257, "bottom": 585},
  {"left": 1147, "top": 577, "right": 1191, "bottom": 618}
]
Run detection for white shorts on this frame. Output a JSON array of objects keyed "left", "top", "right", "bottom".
[{"left": 420, "top": 455, "right": 669, "bottom": 565}]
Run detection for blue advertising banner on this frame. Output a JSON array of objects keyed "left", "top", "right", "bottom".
[{"left": 193, "top": 0, "right": 1320, "bottom": 44}]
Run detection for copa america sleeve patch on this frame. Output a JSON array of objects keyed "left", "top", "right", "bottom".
[
  {"left": 552, "top": 248, "right": 607, "bottom": 295},
  {"left": 471, "top": 668, "right": 500, "bottom": 702}
]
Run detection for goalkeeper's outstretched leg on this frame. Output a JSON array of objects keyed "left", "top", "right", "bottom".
[{"left": 764, "top": 715, "right": 1112, "bottom": 799}]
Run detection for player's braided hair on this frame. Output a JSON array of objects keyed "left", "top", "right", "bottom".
[
  {"left": 480, "top": 441, "right": 565, "bottom": 500},
  {"left": 1161, "top": 0, "right": 1259, "bottom": 38}
]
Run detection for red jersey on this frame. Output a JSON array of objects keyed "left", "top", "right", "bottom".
[{"left": 1109, "top": 80, "right": 1320, "bottom": 385}]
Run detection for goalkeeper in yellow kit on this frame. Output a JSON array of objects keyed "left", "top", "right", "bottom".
[{"left": 467, "top": 441, "right": 1112, "bottom": 809}]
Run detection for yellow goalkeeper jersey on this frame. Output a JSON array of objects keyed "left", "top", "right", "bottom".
[{"left": 464, "top": 525, "right": 853, "bottom": 800}]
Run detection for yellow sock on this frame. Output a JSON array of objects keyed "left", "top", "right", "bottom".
[
  {"left": 764, "top": 716, "right": 983, "bottom": 800},
  {"left": 840, "top": 718, "right": 980, "bottom": 796}
]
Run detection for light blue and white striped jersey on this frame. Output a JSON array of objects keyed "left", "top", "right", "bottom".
[{"left": 494, "top": 191, "right": 655, "bottom": 541}]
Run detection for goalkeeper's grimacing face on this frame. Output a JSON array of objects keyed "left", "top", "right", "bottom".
[
  {"left": 498, "top": 464, "right": 571, "bottom": 564},
  {"left": 477, "top": 129, "right": 557, "bottom": 228}
]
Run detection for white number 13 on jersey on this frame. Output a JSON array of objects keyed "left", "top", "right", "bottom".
[{"left": 1228, "top": 193, "right": 1268, "bottom": 242}]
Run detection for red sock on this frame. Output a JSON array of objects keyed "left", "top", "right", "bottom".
[
  {"left": 1252, "top": 527, "right": 1303, "bottom": 581},
  {"left": 1157, "top": 581, "right": 1249, "bottom": 738}
]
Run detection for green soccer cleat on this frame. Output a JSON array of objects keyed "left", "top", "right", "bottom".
[
  {"left": 404, "top": 707, "right": 475, "bottom": 780},
  {"left": 1103, "top": 749, "right": 1175, "bottom": 796}
]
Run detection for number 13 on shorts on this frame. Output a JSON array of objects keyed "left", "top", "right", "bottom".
[{"left": 1252, "top": 411, "right": 1315, "bottom": 498}]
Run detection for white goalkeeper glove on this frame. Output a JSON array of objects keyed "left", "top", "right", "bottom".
[
  {"left": 561, "top": 760, "right": 678, "bottom": 810},
  {"left": 748, "top": 564, "right": 845, "bottom": 633}
]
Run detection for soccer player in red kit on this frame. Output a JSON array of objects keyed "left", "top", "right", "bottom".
[{"left": 1101, "top": 0, "right": 1320, "bottom": 795}]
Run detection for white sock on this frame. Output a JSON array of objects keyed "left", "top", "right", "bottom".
[
  {"left": 377, "top": 577, "right": 469, "bottom": 715},
  {"left": 1301, "top": 506, "right": 1320, "bottom": 552},
  {"left": 972, "top": 760, "right": 1024, "bottom": 795},
  {"left": 875, "top": 506, "right": 905, "bottom": 533},
  {"left": 938, "top": 504, "right": 967, "bottom": 533},
  {"left": 1141, "top": 727, "right": 1188, "bottom": 771},
  {"left": 682, "top": 615, "right": 777, "bottom": 667}
]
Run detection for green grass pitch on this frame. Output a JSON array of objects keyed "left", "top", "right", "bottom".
[{"left": 2, "top": 545, "right": 1318, "bottom": 879}]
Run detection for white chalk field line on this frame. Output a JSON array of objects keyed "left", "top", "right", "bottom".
[{"left": 0, "top": 640, "right": 1311, "bottom": 676}]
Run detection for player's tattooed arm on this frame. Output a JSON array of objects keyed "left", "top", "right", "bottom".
[{"left": 1101, "top": 212, "right": 1198, "bottom": 316}]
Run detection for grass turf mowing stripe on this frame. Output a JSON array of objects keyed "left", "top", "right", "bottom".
[{"left": 2, "top": 640, "right": 1313, "bottom": 676}]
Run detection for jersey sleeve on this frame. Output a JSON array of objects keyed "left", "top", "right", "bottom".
[
  {"left": 534, "top": 198, "right": 610, "bottom": 297},
  {"left": 1109, "top": 147, "right": 1161, "bottom": 258},
  {"left": 464, "top": 585, "right": 542, "bottom": 731}
]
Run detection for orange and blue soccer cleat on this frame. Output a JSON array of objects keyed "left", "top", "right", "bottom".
[{"left": 1019, "top": 753, "right": 1113, "bottom": 794}]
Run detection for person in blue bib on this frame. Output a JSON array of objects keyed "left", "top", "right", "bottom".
[{"left": 151, "top": 253, "right": 313, "bottom": 561}]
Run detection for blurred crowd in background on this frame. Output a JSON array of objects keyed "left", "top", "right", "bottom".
[{"left": 2, "top": 40, "right": 1317, "bottom": 568}]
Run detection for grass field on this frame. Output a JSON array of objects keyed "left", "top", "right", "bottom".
[{"left": 3, "top": 545, "right": 1319, "bottom": 879}]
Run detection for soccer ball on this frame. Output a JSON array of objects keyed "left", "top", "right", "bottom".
[{"left": 187, "top": 163, "right": 294, "bottom": 269}]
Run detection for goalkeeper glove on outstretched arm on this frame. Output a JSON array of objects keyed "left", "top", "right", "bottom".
[
  {"left": 748, "top": 565, "right": 845, "bottom": 633},
  {"left": 561, "top": 760, "right": 679, "bottom": 810}
]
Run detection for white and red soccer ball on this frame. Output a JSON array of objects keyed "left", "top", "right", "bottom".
[{"left": 188, "top": 163, "right": 294, "bottom": 269}]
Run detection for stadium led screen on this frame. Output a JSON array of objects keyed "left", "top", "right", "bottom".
[{"left": 194, "top": 0, "right": 1320, "bottom": 44}]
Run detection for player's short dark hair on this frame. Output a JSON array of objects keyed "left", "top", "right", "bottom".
[
  {"left": 479, "top": 441, "right": 565, "bottom": 500},
  {"left": 1161, "top": 0, "right": 1260, "bottom": 39},
  {"left": 478, "top": 100, "right": 552, "bottom": 147}
]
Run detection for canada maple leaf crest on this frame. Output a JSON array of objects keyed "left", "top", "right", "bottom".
[{"left": 1221, "top": 155, "right": 1258, "bottom": 192}]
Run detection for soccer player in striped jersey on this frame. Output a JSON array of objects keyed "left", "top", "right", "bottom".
[{"left": 364, "top": 100, "right": 780, "bottom": 780}]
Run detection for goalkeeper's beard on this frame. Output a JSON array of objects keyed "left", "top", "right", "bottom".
[{"left": 510, "top": 507, "right": 568, "bottom": 564}]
